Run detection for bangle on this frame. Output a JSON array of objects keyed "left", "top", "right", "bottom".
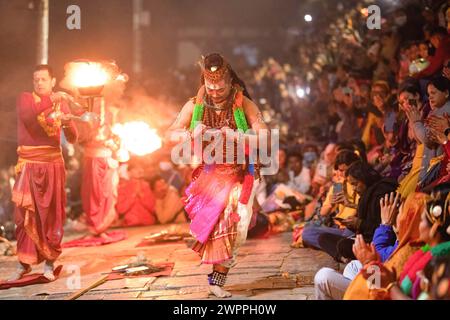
[{"left": 385, "top": 282, "right": 396, "bottom": 292}]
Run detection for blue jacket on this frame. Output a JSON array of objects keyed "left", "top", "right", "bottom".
[{"left": 372, "top": 224, "right": 398, "bottom": 262}]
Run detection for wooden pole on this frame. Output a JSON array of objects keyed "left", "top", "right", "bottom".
[
  {"left": 36, "top": 0, "right": 49, "bottom": 65},
  {"left": 66, "top": 275, "right": 109, "bottom": 300}
]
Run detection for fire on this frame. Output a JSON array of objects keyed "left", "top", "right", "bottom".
[
  {"left": 71, "top": 62, "right": 109, "bottom": 88},
  {"left": 112, "top": 121, "right": 162, "bottom": 156}
]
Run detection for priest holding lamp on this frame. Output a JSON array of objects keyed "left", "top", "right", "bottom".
[{"left": 9, "top": 64, "right": 78, "bottom": 281}]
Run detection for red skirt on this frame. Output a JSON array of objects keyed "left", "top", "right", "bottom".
[
  {"left": 12, "top": 146, "right": 66, "bottom": 265},
  {"left": 82, "top": 156, "right": 119, "bottom": 235}
]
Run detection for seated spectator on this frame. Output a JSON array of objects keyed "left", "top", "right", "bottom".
[
  {"left": 404, "top": 76, "right": 450, "bottom": 185},
  {"left": 397, "top": 85, "right": 427, "bottom": 197},
  {"left": 315, "top": 192, "right": 425, "bottom": 300},
  {"left": 300, "top": 150, "right": 360, "bottom": 249},
  {"left": 415, "top": 27, "right": 450, "bottom": 79},
  {"left": 425, "top": 255, "right": 450, "bottom": 300},
  {"left": 150, "top": 175, "right": 186, "bottom": 224},
  {"left": 317, "top": 161, "right": 398, "bottom": 262},
  {"left": 362, "top": 81, "right": 393, "bottom": 150},
  {"left": 287, "top": 152, "right": 311, "bottom": 195},
  {"left": 312, "top": 143, "right": 338, "bottom": 188},
  {"left": 344, "top": 183, "right": 450, "bottom": 300},
  {"left": 116, "top": 161, "right": 157, "bottom": 227},
  {"left": 265, "top": 148, "right": 289, "bottom": 194}
]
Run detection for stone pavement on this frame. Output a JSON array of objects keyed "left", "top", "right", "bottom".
[{"left": 0, "top": 224, "right": 338, "bottom": 300}]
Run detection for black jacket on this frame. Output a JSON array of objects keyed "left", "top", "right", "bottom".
[{"left": 356, "top": 178, "right": 399, "bottom": 242}]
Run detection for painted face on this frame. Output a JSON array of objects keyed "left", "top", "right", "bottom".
[
  {"left": 205, "top": 78, "right": 232, "bottom": 104},
  {"left": 33, "top": 69, "right": 55, "bottom": 96}
]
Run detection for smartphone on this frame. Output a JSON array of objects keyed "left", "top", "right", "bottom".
[{"left": 333, "top": 182, "right": 343, "bottom": 194}]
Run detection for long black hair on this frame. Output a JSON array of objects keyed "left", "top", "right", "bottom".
[{"left": 346, "top": 161, "right": 382, "bottom": 188}]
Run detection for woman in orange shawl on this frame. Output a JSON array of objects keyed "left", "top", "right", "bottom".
[{"left": 344, "top": 192, "right": 428, "bottom": 299}]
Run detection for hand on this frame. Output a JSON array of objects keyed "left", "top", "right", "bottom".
[
  {"left": 443, "top": 66, "right": 450, "bottom": 81},
  {"left": 372, "top": 95, "right": 384, "bottom": 110},
  {"left": 380, "top": 192, "right": 400, "bottom": 225},
  {"left": 427, "top": 126, "right": 447, "bottom": 145},
  {"left": 352, "top": 234, "right": 380, "bottom": 265},
  {"left": 331, "top": 192, "right": 345, "bottom": 205},
  {"left": 50, "top": 91, "right": 71, "bottom": 104},
  {"left": 361, "top": 262, "right": 397, "bottom": 289},
  {"left": 379, "top": 153, "right": 393, "bottom": 166},
  {"left": 405, "top": 106, "right": 421, "bottom": 123},
  {"left": 426, "top": 114, "right": 449, "bottom": 134},
  {"left": 340, "top": 215, "right": 359, "bottom": 230}
]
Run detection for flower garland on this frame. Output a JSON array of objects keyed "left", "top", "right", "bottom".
[{"left": 190, "top": 84, "right": 255, "bottom": 204}]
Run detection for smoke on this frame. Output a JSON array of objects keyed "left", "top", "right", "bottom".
[{"left": 119, "top": 84, "right": 179, "bottom": 132}]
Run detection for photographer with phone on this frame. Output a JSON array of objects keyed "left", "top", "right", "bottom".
[{"left": 301, "top": 150, "right": 360, "bottom": 250}]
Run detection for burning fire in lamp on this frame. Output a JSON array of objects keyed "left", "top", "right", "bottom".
[
  {"left": 112, "top": 121, "right": 162, "bottom": 159},
  {"left": 70, "top": 61, "right": 110, "bottom": 124}
]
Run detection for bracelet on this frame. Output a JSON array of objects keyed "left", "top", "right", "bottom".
[{"left": 385, "top": 282, "right": 397, "bottom": 292}]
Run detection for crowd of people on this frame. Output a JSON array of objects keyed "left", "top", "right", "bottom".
[{"left": 237, "top": 0, "right": 450, "bottom": 300}]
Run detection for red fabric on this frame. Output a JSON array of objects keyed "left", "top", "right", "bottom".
[
  {"left": 239, "top": 174, "right": 254, "bottom": 204},
  {"left": 0, "top": 265, "right": 63, "bottom": 290},
  {"left": 106, "top": 262, "right": 174, "bottom": 281},
  {"left": 430, "top": 142, "right": 450, "bottom": 187},
  {"left": 416, "top": 36, "right": 450, "bottom": 78},
  {"left": 62, "top": 230, "right": 127, "bottom": 248},
  {"left": 12, "top": 147, "right": 66, "bottom": 265},
  {"left": 17, "top": 92, "right": 77, "bottom": 146},
  {"left": 116, "top": 178, "right": 157, "bottom": 227},
  {"left": 82, "top": 156, "right": 118, "bottom": 235}
]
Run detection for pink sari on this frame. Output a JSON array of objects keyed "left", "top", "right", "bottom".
[{"left": 185, "top": 164, "right": 242, "bottom": 264}]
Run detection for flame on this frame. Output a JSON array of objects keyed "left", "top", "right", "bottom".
[
  {"left": 112, "top": 121, "right": 162, "bottom": 156},
  {"left": 71, "top": 62, "right": 109, "bottom": 88}
]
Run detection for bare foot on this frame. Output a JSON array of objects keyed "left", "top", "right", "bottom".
[
  {"left": 7, "top": 264, "right": 31, "bottom": 282},
  {"left": 209, "top": 285, "right": 232, "bottom": 298},
  {"left": 43, "top": 261, "right": 56, "bottom": 281},
  {"left": 99, "top": 232, "right": 113, "bottom": 242}
]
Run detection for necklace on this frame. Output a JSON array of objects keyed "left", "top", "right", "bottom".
[{"left": 204, "top": 89, "right": 235, "bottom": 111}]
